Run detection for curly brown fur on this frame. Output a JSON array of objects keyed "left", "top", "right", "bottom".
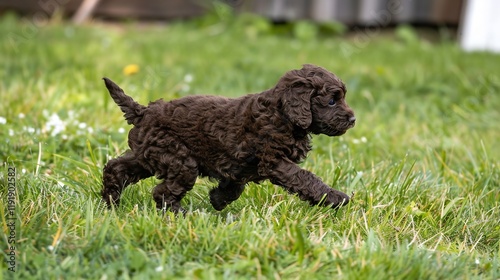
[{"left": 102, "top": 64, "right": 356, "bottom": 212}]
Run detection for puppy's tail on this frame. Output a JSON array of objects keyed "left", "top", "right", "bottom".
[{"left": 103, "top": 77, "right": 146, "bottom": 125}]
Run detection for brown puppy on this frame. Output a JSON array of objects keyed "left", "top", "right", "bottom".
[{"left": 102, "top": 64, "right": 355, "bottom": 212}]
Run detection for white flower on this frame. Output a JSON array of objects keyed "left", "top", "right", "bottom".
[
  {"left": 184, "top": 74, "right": 193, "bottom": 83},
  {"left": 24, "top": 126, "right": 36, "bottom": 134},
  {"left": 87, "top": 127, "right": 94, "bottom": 134},
  {"left": 47, "top": 245, "right": 54, "bottom": 251},
  {"left": 78, "top": 122, "right": 87, "bottom": 129},
  {"left": 8, "top": 129, "right": 14, "bottom": 136},
  {"left": 46, "top": 113, "right": 66, "bottom": 136},
  {"left": 155, "top": 266, "right": 164, "bottom": 272},
  {"left": 118, "top": 127, "right": 126, "bottom": 134},
  {"left": 18, "top": 113, "right": 25, "bottom": 119},
  {"left": 0, "top": 116, "right": 6, "bottom": 124},
  {"left": 352, "top": 137, "right": 367, "bottom": 144}
]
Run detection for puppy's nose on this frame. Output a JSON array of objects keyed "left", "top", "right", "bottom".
[{"left": 349, "top": 116, "right": 356, "bottom": 124}]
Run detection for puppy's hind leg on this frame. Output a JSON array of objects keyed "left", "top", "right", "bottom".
[
  {"left": 102, "top": 151, "right": 153, "bottom": 207},
  {"left": 152, "top": 157, "right": 198, "bottom": 213},
  {"left": 209, "top": 180, "right": 246, "bottom": 211}
]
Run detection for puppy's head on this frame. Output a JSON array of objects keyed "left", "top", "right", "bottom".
[{"left": 279, "top": 64, "right": 355, "bottom": 136}]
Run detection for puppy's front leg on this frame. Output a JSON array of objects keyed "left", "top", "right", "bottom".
[{"left": 262, "top": 160, "right": 350, "bottom": 208}]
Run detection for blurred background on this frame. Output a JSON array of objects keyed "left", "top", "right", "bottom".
[
  {"left": 0, "top": 0, "right": 464, "bottom": 24},
  {"left": 0, "top": 0, "right": 498, "bottom": 52}
]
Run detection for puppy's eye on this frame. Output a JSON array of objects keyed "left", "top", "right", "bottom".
[{"left": 328, "top": 99, "right": 336, "bottom": 106}]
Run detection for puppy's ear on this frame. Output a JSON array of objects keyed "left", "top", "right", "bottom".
[{"left": 281, "top": 68, "right": 313, "bottom": 129}]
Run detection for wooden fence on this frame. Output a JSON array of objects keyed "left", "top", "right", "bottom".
[{"left": 0, "top": 0, "right": 464, "bottom": 25}]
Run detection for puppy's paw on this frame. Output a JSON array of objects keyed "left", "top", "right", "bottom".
[
  {"left": 102, "top": 190, "right": 121, "bottom": 209},
  {"left": 326, "top": 189, "right": 350, "bottom": 209},
  {"left": 209, "top": 189, "right": 228, "bottom": 211}
]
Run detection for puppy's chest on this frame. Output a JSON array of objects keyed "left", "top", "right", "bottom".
[
  {"left": 287, "top": 145, "right": 310, "bottom": 163},
  {"left": 275, "top": 136, "right": 311, "bottom": 163}
]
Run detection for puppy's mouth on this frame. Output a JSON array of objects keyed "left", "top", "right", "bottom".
[
  {"left": 326, "top": 129, "right": 347, "bottom": 136},
  {"left": 316, "top": 122, "right": 354, "bottom": 136}
]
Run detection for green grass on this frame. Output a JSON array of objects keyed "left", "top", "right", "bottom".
[{"left": 1, "top": 11, "right": 500, "bottom": 279}]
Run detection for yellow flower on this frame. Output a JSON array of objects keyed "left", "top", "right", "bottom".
[{"left": 123, "top": 64, "right": 139, "bottom": 76}]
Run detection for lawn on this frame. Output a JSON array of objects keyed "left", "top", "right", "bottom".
[{"left": 1, "top": 9, "right": 500, "bottom": 279}]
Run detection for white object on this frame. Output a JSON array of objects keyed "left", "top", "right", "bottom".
[
  {"left": 460, "top": 0, "right": 500, "bottom": 53},
  {"left": 72, "top": 0, "right": 101, "bottom": 24}
]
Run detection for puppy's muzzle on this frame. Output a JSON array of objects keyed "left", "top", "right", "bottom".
[{"left": 348, "top": 115, "right": 356, "bottom": 128}]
